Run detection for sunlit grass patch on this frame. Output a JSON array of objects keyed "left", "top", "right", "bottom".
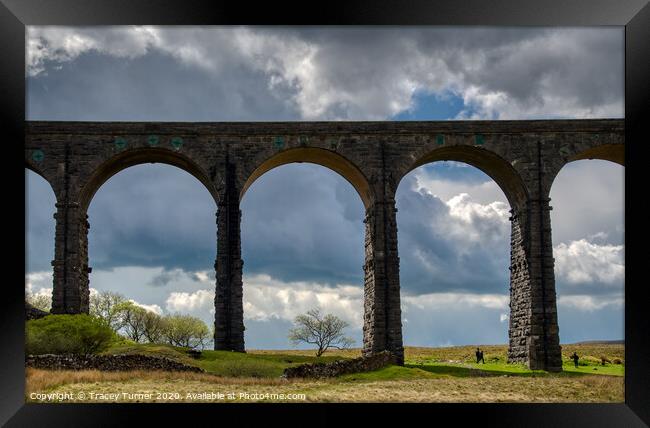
[
  {"left": 195, "top": 349, "right": 353, "bottom": 378},
  {"left": 102, "top": 343, "right": 195, "bottom": 364},
  {"left": 339, "top": 365, "right": 435, "bottom": 382},
  {"left": 26, "top": 342, "right": 625, "bottom": 403}
]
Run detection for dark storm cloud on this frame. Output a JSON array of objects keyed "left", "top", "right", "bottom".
[
  {"left": 27, "top": 50, "right": 300, "bottom": 121},
  {"left": 27, "top": 161, "right": 622, "bottom": 300},
  {"left": 408, "top": 27, "right": 623, "bottom": 117},
  {"left": 25, "top": 171, "right": 57, "bottom": 273},
  {"left": 148, "top": 268, "right": 184, "bottom": 287},
  {"left": 27, "top": 26, "right": 623, "bottom": 121},
  {"left": 24, "top": 27, "right": 625, "bottom": 348},
  {"left": 191, "top": 270, "right": 215, "bottom": 282},
  {"left": 86, "top": 164, "right": 217, "bottom": 272},
  {"left": 240, "top": 164, "right": 366, "bottom": 285},
  {"left": 396, "top": 175, "right": 511, "bottom": 295},
  {"left": 25, "top": 27, "right": 624, "bottom": 309}
]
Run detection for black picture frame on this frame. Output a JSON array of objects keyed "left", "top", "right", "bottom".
[{"left": 3, "top": 0, "right": 649, "bottom": 426}]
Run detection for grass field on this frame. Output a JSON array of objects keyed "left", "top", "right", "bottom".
[{"left": 26, "top": 343, "right": 624, "bottom": 403}]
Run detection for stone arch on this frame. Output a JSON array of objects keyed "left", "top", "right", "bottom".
[
  {"left": 547, "top": 143, "right": 624, "bottom": 193},
  {"left": 79, "top": 148, "right": 220, "bottom": 212},
  {"left": 547, "top": 158, "right": 624, "bottom": 348},
  {"left": 25, "top": 166, "right": 58, "bottom": 272},
  {"left": 396, "top": 145, "right": 529, "bottom": 210},
  {"left": 569, "top": 143, "right": 624, "bottom": 166},
  {"left": 394, "top": 145, "right": 544, "bottom": 367},
  {"left": 240, "top": 147, "right": 373, "bottom": 209},
  {"left": 25, "top": 162, "right": 57, "bottom": 199}
]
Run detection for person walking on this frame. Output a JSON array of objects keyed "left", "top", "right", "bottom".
[
  {"left": 571, "top": 352, "right": 580, "bottom": 368},
  {"left": 475, "top": 347, "right": 485, "bottom": 364}
]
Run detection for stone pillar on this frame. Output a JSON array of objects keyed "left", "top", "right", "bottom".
[
  {"left": 507, "top": 199, "right": 562, "bottom": 372},
  {"left": 362, "top": 197, "right": 404, "bottom": 365},
  {"left": 51, "top": 202, "right": 91, "bottom": 314},
  {"left": 214, "top": 162, "right": 245, "bottom": 352}
]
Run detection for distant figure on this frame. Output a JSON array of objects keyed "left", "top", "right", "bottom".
[
  {"left": 571, "top": 352, "right": 580, "bottom": 368},
  {"left": 476, "top": 347, "right": 485, "bottom": 364}
]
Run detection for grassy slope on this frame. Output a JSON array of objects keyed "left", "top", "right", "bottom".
[
  {"left": 101, "top": 342, "right": 624, "bottom": 379},
  {"left": 104, "top": 343, "right": 358, "bottom": 378},
  {"left": 27, "top": 343, "right": 625, "bottom": 403}
]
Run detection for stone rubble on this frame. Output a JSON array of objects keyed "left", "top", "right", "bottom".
[{"left": 282, "top": 351, "right": 397, "bottom": 379}]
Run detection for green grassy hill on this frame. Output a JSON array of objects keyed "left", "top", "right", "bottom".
[
  {"left": 27, "top": 342, "right": 625, "bottom": 403},
  {"left": 101, "top": 342, "right": 624, "bottom": 379}
]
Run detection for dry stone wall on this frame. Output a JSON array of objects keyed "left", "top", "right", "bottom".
[
  {"left": 282, "top": 351, "right": 397, "bottom": 378},
  {"left": 25, "top": 303, "right": 49, "bottom": 320},
  {"left": 26, "top": 354, "right": 204, "bottom": 372}
]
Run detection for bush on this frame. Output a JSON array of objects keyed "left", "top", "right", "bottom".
[
  {"left": 26, "top": 314, "right": 118, "bottom": 355},
  {"left": 162, "top": 314, "right": 211, "bottom": 350},
  {"left": 26, "top": 292, "right": 51, "bottom": 312}
]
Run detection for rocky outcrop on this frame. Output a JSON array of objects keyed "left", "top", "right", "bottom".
[
  {"left": 25, "top": 303, "right": 49, "bottom": 320},
  {"left": 282, "top": 351, "right": 397, "bottom": 379},
  {"left": 26, "top": 354, "right": 204, "bottom": 372}
]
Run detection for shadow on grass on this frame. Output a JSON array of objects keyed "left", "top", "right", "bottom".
[
  {"left": 201, "top": 351, "right": 350, "bottom": 365},
  {"left": 406, "top": 363, "right": 600, "bottom": 378}
]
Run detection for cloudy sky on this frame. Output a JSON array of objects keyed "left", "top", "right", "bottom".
[{"left": 25, "top": 26, "right": 624, "bottom": 349}]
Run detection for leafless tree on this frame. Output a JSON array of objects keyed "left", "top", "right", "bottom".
[{"left": 288, "top": 308, "right": 355, "bottom": 357}]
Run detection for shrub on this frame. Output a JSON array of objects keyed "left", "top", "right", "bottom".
[
  {"left": 26, "top": 292, "right": 51, "bottom": 312},
  {"left": 26, "top": 314, "right": 118, "bottom": 355},
  {"left": 89, "top": 290, "right": 128, "bottom": 331},
  {"left": 162, "top": 314, "right": 211, "bottom": 350}
]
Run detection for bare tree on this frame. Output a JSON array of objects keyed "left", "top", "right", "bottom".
[{"left": 288, "top": 308, "right": 355, "bottom": 357}]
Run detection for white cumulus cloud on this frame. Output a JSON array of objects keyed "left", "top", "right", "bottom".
[
  {"left": 25, "top": 271, "right": 52, "bottom": 295},
  {"left": 242, "top": 274, "right": 363, "bottom": 328},
  {"left": 402, "top": 292, "right": 509, "bottom": 311},
  {"left": 554, "top": 238, "right": 624, "bottom": 285},
  {"left": 130, "top": 300, "right": 163, "bottom": 315},
  {"left": 558, "top": 294, "right": 624, "bottom": 312},
  {"left": 166, "top": 289, "right": 214, "bottom": 313}
]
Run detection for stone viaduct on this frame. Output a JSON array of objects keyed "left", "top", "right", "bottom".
[{"left": 25, "top": 119, "right": 624, "bottom": 372}]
